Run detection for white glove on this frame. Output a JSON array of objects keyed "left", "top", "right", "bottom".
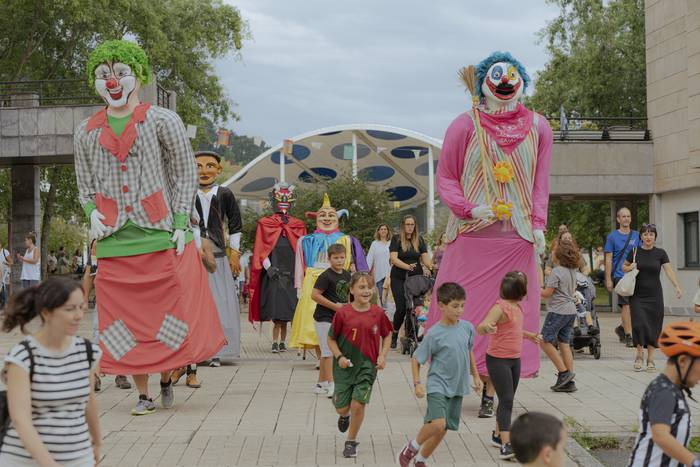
[
  {"left": 533, "top": 229, "right": 546, "bottom": 256},
  {"left": 471, "top": 204, "right": 494, "bottom": 220},
  {"left": 90, "top": 209, "right": 108, "bottom": 240},
  {"left": 229, "top": 232, "right": 241, "bottom": 251},
  {"left": 171, "top": 229, "right": 186, "bottom": 256},
  {"left": 296, "top": 288, "right": 302, "bottom": 299},
  {"left": 262, "top": 257, "right": 271, "bottom": 270}
]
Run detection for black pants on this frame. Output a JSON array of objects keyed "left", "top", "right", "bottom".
[
  {"left": 485, "top": 354, "right": 521, "bottom": 432},
  {"left": 391, "top": 275, "right": 411, "bottom": 337}
]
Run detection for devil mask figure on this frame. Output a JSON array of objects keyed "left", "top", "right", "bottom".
[{"left": 271, "top": 183, "right": 296, "bottom": 215}]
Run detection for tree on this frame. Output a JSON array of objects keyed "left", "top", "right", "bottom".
[{"left": 526, "top": 0, "right": 646, "bottom": 118}]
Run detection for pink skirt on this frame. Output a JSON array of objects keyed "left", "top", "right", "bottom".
[
  {"left": 95, "top": 242, "right": 225, "bottom": 374},
  {"left": 426, "top": 224, "right": 541, "bottom": 377}
]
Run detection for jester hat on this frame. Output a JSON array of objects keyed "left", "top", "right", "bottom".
[
  {"left": 87, "top": 40, "right": 152, "bottom": 87},
  {"left": 305, "top": 193, "right": 348, "bottom": 219}
]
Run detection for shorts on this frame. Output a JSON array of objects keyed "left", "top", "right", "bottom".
[
  {"left": 541, "top": 312, "right": 576, "bottom": 344},
  {"left": 612, "top": 277, "right": 629, "bottom": 306},
  {"left": 333, "top": 362, "right": 377, "bottom": 408},
  {"left": 424, "top": 393, "right": 463, "bottom": 431},
  {"left": 314, "top": 321, "right": 332, "bottom": 357}
]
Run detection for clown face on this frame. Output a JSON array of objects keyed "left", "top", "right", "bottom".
[
  {"left": 316, "top": 207, "right": 339, "bottom": 233},
  {"left": 272, "top": 183, "right": 296, "bottom": 214},
  {"left": 196, "top": 155, "right": 222, "bottom": 188},
  {"left": 481, "top": 61, "right": 524, "bottom": 107},
  {"left": 94, "top": 62, "right": 138, "bottom": 108}
]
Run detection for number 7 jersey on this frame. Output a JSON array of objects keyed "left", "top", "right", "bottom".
[{"left": 330, "top": 304, "right": 393, "bottom": 374}]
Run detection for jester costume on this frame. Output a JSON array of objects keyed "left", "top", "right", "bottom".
[
  {"left": 289, "top": 194, "right": 368, "bottom": 349},
  {"left": 426, "top": 52, "right": 553, "bottom": 378},
  {"left": 74, "top": 41, "right": 224, "bottom": 375}
]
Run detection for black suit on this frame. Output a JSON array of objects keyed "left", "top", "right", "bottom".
[{"left": 195, "top": 185, "right": 242, "bottom": 252}]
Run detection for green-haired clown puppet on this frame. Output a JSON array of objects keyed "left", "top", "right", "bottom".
[{"left": 74, "top": 40, "right": 224, "bottom": 412}]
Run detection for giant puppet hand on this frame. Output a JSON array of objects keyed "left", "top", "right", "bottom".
[
  {"left": 171, "top": 229, "right": 186, "bottom": 255},
  {"left": 228, "top": 232, "right": 242, "bottom": 276},
  {"left": 471, "top": 204, "right": 494, "bottom": 220},
  {"left": 533, "top": 229, "right": 546, "bottom": 257},
  {"left": 90, "top": 209, "right": 108, "bottom": 240}
]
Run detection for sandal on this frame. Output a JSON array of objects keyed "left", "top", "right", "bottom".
[
  {"left": 634, "top": 356, "right": 643, "bottom": 372},
  {"left": 646, "top": 361, "right": 656, "bottom": 372}
]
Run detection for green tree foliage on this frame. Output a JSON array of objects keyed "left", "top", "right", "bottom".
[
  {"left": 526, "top": 0, "right": 646, "bottom": 118},
  {"left": 195, "top": 118, "right": 270, "bottom": 166}
]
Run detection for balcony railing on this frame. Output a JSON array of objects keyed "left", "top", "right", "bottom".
[{"left": 546, "top": 116, "right": 650, "bottom": 141}]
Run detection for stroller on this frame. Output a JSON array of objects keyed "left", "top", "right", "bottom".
[
  {"left": 570, "top": 271, "right": 602, "bottom": 359},
  {"left": 400, "top": 275, "right": 434, "bottom": 355}
]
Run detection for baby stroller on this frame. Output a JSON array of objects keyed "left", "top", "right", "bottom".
[
  {"left": 570, "top": 271, "right": 602, "bottom": 359},
  {"left": 400, "top": 275, "right": 434, "bottom": 355}
]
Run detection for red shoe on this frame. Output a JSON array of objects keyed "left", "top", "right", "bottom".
[{"left": 397, "top": 442, "right": 418, "bottom": 467}]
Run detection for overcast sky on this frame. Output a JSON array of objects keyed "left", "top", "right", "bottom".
[{"left": 217, "top": 0, "right": 559, "bottom": 145}]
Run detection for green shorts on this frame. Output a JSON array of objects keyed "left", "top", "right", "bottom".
[
  {"left": 424, "top": 393, "right": 463, "bottom": 431},
  {"left": 333, "top": 362, "right": 377, "bottom": 408}
]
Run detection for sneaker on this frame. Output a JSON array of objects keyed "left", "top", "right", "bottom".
[
  {"left": 314, "top": 383, "right": 327, "bottom": 394},
  {"left": 131, "top": 394, "right": 156, "bottom": 416},
  {"left": 160, "top": 381, "right": 174, "bottom": 408},
  {"left": 490, "top": 431, "right": 502, "bottom": 448},
  {"left": 279, "top": 342, "right": 287, "bottom": 352},
  {"left": 397, "top": 442, "right": 418, "bottom": 467},
  {"left": 338, "top": 415, "right": 350, "bottom": 433},
  {"left": 326, "top": 382, "right": 335, "bottom": 398},
  {"left": 272, "top": 342, "right": 279, "bottom": 353},
  {"left": 115, "top": 375, "right": 131, "bottom": 389},
  {"left": 625, "top": 335, "right": 634, "bottom": 348},
  {"left": 414, "top": 462, "right": 427, "bottom": 467},
  {"left": 551, "top": 371, "right": 575, "bottom": 390},
  {"left": 634, "top": 356, "right": 643, "bottom": 372},
  {"left": 499, "top": 442, "right": 515, "bottom": 460},
  {"left": 186, "top": 373, "right": 201, "bottom": 388},
  {"left": 646, "top": 361, "right": 656, "bottom": 372},
  {"left": 343, "top": 440, "right": 358, "bottom": 458},
  {"left": 171, "top": 367, "right": 187, "bottom": 385},
  {"left": 478, "top": 398, "right": 495, "bottom": 418},
  {"left": 209, "top": 358, "right": 221, "bottom": 367},
  {"left": 390, "top": 332, "right": 398, "bottom": 350},
  {"left": 553, "top": 381, "right": 578, "bottom": 393},
  {"left": 614, "top": 325, "right": 626, "bottom": 342},
  {"left": 94, "top": 375, "right": 101, "bottom": 392}
]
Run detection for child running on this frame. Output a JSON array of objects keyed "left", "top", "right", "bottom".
[
  {"left": 398, "top": 282, "right": 482, "bottom": 467},
  {"left": 628, "top": 321, "right": 700, "bottom": 467},
  {"left": 477, "top": 271, "right": 542, "bottom": 460},
  {"left": 312, "top": 243, "right": 351, "bottom": 398},
  {"left": 328, "top": 271, "right": 392, "bottom": 458},
  {"left": 511, "top": 412, "right": 568, "bottom": 467}
]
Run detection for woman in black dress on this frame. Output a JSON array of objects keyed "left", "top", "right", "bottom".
[
  {"left": 389, "top": 215, "right": 431, "bottom": 348},
  {"left": 622, "top": 223, "right": 683, "bottom": 372}
]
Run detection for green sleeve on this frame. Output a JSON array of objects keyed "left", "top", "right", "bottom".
[
  {"left": 172, "top": 212, "right": 189, "bottom": 230},
  {"left": 83, "top": 201, "right": 96, "bottom": 219}
]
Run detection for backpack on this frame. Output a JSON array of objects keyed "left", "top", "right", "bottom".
[{"left": 0, "top": 338, "right": 93, "bottom": 450}]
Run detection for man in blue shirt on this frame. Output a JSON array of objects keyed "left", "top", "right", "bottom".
[{"left": 604, "top": 207, "right": 639, "bottom": 347}]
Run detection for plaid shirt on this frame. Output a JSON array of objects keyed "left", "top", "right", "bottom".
[{"left": 74, "top": 105, "right": 197, "bottom": 235}]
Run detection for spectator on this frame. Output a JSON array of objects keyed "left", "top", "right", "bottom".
[
  {"left": 47, "top": 250, "right": 58, "bottom": 275},
  {"left": 16, "top": 232, "right": 40, "bottom": 289},
  {"left": 57, "top": 246, "right": 70, "bottom": 275},
  {"left": 593, "top": 246, "right": 605, "bottom": 284},
  {"left": 0, "top": 277, "right": 102, "bottom": 466},
  {"left": 694, "top": 278, "right": 700, "bottom": 314},
  {"left": 366, "top": 224, "right": 392, "bottom": 307},
  {"left": 622, "top": 223, "right": 682, "bottom": 372},
  {"left": 432, "top": 232, "right": 447, "bottom": 278},
  {"left": 605, "top": 207, "right": 639, "bottom": 348},
  {"left": 1, "top": 240, "right": 12, "bottom": 309},
  {"left": 511, "top": 412, "right": 567, "bottom": 467},
  {"left": 72, "top": 249, "right": 83, "bottom": 275}
]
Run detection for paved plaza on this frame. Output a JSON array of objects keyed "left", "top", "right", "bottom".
[{"left": 1, "top": 309, "right": 698, "bottom": 466}]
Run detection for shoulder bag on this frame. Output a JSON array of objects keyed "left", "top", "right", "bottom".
[{"left": 614, "top": 247, "right": 638, "bottom": 297}]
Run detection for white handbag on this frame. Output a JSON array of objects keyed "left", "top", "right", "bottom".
[{"left": 614, "top": 248, "right": 638, "bottom": 297}]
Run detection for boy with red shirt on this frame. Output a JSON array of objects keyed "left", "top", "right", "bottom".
[{"left": 328, "top": 272, "right": 393, "bottom": 458}]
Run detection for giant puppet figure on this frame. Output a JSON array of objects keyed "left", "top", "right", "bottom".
[
  {"left": 427, "top": 51, "right": 552, "bottom": 384},
  {"left": 249, "top": 183, "right": 306, "bottom": 352},
  {"left": 289, "top": 194, "right": 368, "bottom": 350},
  {"left": 74, "top": 40, "right": 224, "bottom": 411}
]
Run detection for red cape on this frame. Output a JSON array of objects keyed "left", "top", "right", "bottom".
[{"left": 249, "top": 213, "right": 306, "bottom": 322}]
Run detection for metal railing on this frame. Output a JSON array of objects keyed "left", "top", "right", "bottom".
[
  {"left": 156, "top": 84, "right": 171, "bottom": 109},
  {"left": 0, "top": 79, "right": 102, "bottom": 107},
  {"left": 546, "top": 116, "right": 650, "bottom": 141}
]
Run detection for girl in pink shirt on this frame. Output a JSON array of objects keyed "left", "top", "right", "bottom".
[{"left": 477, "top": 271, "right": 542, "bottom": 460}]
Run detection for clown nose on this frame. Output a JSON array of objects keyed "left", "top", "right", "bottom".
[
  {"left": 500, "top": 75, "right": 509, "bottom": 84},
  {"left": 106, "top": 78, "right": 118, "bottom": 89}
]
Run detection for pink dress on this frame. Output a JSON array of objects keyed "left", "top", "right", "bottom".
[{"left": 426, "top": 108, "right": 553, "bottom": 378}]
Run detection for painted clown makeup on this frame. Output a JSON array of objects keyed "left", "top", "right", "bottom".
[
  {"left": 94, "top": 62, "right": 138, "bottom": 108},
  {"left": 481, "top": 61, "right": 523, "bottom": 106}
]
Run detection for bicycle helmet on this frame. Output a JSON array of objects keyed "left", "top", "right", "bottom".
[{"left": 659, "top": 321, "right": 700, "bottom": 358}]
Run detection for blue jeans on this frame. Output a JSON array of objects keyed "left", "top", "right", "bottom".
[{"left": 376, "top": 278, "right": 385, "bottom": 308}]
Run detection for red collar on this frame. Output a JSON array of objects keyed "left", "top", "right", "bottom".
[{"left": 87, "top": 103, "right": 151, "bottom": 162}]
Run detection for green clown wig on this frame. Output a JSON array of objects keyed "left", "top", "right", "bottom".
[{"left": 86, "top": 40, "right": 152, "bottom": 87}]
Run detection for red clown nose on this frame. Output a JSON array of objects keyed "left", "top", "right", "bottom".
[
  {"left": 106, "top": 78, "right": 119, "bottom": 89},
  {"left": 500, "top": 75, "right": 509, "bottom": 84}
]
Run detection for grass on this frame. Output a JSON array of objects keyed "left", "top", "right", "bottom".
[
  {"left": 564, "top": 416, "right": 621, "bottom": 451},
  {"left": 689, "top": 437, "right": 700, "bottom": 453},
  {"left": 594, "top": 284, "right": 611, "bottom": 307}
]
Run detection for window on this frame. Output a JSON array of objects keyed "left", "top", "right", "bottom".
[{"left": 684, "top": 212, "right": 699, "bottom": 268}]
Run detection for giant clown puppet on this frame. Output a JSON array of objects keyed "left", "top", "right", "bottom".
[
  {"left": 249, "top": 183, "right": 306, "bottom": 352},
  {"left": 74, "top": 40, "right": 224, "bottom": 409},
  {"left": 427, "top": 51, "right": 552, "bottom": 391},
  {"left": 289, "top": 194, "right": 368, "bottom": 350}
]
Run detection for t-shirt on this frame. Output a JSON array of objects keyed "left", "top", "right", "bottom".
[
  {"left": 389, "top": 234, "right": 427, "bottom": 281},
  {"left": 413, "top": 319, "right": 475, "bottom": 397},
  {"left": 0, "top": 336, "right": 101, "bottom": 464},
  {"left": 0, "top": 248, "right": 10, "bottom": 284},
  {"left": 604, "top": 230, "right": 640, "bottom": 279},
  {"left": 545, "top": 266, "right": 577, "bottom": 315},
  {"left": 330, "top": 304, "right": 393, "bottom": 379},
  {"left": 366, "top": 240, "right": 391, "bottom": 282},
  {"left": 629, "top": 374, "right": 691, "bottom": 467},
  {"left": 313, "top": 267, "right": 351, "bottom": 323}
]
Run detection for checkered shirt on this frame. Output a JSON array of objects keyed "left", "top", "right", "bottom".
[{"left": 74, "top": 105, "right": 198, "bottom": 235}]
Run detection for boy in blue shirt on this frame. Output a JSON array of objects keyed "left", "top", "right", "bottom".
[{"left": 397, "top": 282, "right": 482, "bottom": 467}]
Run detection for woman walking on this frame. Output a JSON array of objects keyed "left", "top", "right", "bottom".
[
  {"left": 622, "top": 223, "right": 682, "bottom": 372},
  {"left": 366, "top": 224, "right": 392, "bottom": 307},
  {"left": 431, "top": 232, "right": 447, "bottom": 278},
  {"left": 389, "top": 215, "right": 431, "bottom": 348},
  {"left": 0, "top": 277, "right": 102, "bottom": 466},
  {"left": 16, "top": 232, "right": 40, "bottom": 289}
]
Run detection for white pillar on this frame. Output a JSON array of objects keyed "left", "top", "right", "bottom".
[
  {"left": 280, "top": 145, "right": 286, "bottom": 183},
  {"left": 427, "top": 146, "right": 435, "bottom": 233},
  {"left": 351, "top": 133, "right": 358, "bottom": 179}
]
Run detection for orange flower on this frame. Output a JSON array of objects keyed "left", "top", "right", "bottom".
[
  {"left": 492, "top": 199, "right": 513, "bottom": 221},
  {"left": 493, "top": 160, "right": 515, "bottom": 184}
]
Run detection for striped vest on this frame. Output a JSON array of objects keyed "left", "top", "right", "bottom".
[{"left": 445, "top": 111, "right": 540, "bottom": 244}]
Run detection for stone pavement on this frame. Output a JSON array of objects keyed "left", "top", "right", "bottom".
[{"left": 1, "top": 310, "right": 698, "bottom": 466}]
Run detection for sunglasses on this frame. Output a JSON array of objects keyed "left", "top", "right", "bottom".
[{"left": 641, "top": 223, "right": 656, "bottom": 229}]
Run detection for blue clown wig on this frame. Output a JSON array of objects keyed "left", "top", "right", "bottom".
[{"left": 475, "top": 51, "right": 531, "bottom": 98}]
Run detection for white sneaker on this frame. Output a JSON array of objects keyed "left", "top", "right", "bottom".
[
  {"left": 326, "top": 382, "right": 335, "bottom": 398},
  {"left": 314, "top": 383, "right": 327, "bottom": 394}
]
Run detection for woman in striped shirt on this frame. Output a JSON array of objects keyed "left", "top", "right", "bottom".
[{"left": 1, "top": 277, "right": 102, "bottom": 466}]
